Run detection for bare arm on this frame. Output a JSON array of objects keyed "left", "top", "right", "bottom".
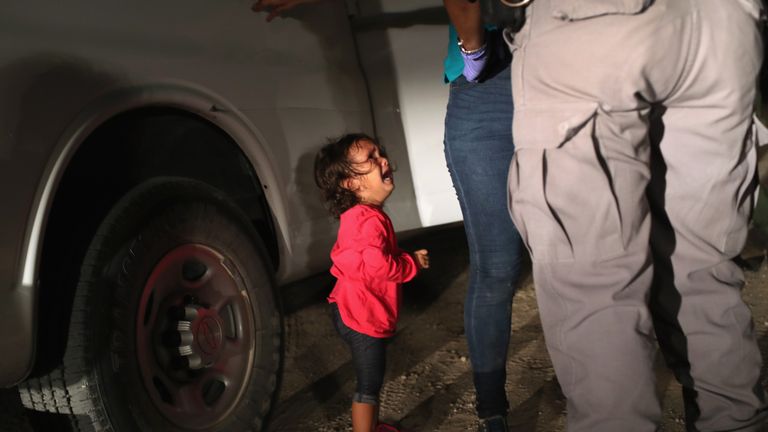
[{"left": 443, "top": 0, "right": 485, "bottom": 51}]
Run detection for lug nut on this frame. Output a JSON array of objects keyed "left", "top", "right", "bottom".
[
  {"left": 183, "top": 306, "right": 199, "bottom": 321},
  {"left": 186, "top": 354, "right": 203, "bottom": 370},
  {"left": 163, "top": 330, "right": 194, "bottom": 347}
]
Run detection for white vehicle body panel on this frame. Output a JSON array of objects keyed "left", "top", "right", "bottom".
[
  {"left": 0, "top": 0, "right": 458, "bottom": 385},
  {"left": 356, "top": 0, "right": 460, "bottom": 227}
]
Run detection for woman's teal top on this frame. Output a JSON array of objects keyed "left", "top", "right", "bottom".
[{"left": 444, "top": 25, "right": 465, "bottom": 83}]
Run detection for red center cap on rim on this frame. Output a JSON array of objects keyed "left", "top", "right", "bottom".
[{"left": 196, "top": 316, "right": 224, "bottom": 355}]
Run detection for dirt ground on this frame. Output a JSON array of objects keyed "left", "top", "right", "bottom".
[
  {"left": 2, "top": 223, "right": 767, "bottom": 432},
  {"left": 266, "top": 223, "right": 768, "bottom": 432}
]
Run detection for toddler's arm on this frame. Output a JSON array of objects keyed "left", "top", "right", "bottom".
[{"left": 358, "top": 218, "right": 420, "bottom": 283}]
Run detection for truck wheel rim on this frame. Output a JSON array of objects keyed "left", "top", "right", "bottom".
[{"left": 135, "top": 243, "right": 256, "bottom": 430}]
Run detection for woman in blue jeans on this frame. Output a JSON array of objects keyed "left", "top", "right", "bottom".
[
  {"left": 253, "top": 1, "right": 524, "bottom": 430},
  {"left": 444, "top": 2, "right": 524, "bottom": 431}
]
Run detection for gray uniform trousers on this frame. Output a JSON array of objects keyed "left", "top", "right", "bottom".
[{"left": 504, "top": 0, "right": 766, "bottom": 430}]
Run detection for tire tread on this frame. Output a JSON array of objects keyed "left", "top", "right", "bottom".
[{"left": 18, "top": 178, "right": 281, "bottom": 432}]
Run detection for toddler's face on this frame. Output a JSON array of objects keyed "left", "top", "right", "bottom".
[{"left": 345, "top": 139, "right": 394, "bottom": 206}]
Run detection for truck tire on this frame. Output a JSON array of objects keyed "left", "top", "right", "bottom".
[{"left": 19, "top": 177, "right": 282, "bottom": 431}]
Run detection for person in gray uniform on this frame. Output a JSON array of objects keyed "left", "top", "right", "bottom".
[{"left": 501, "top": 0, "right": 767, "bottom": 430}]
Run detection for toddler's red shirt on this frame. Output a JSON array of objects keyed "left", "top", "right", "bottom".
[{"left": 328, "top": 204, "right": 418, "bottom": 338}]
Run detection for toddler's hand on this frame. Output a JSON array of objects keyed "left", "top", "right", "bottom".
[{"left": 413, "top": 249, "right": 429, "bottom": 270}]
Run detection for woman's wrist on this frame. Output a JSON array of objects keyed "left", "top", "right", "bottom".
[{"left": 457, "top": 34, "right": 486, "bottom": 54}]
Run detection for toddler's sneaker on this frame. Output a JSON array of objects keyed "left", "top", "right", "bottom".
[{"left": 478, "top": 415, "right": 508, "bottom": 432}]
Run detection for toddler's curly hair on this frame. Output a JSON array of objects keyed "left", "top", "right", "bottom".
[{"left": 314, "top": 133, "right": 390, "bottom": 218}]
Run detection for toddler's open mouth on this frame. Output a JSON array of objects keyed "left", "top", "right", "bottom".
[{"left": 382, "top": 170, "right": 393, "bottom": 183}]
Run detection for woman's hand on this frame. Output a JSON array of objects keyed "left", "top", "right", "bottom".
[{"left": 461, "top": 44, "right": 488, "bottom": 82}]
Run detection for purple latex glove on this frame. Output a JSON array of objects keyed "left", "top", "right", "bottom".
[{"left": 461, "top": 44, "right": 488, "bottom": 82}]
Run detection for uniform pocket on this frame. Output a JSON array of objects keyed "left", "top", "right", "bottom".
[
  {"left": 550, "top": 0, "right": 651, "bottom": 21},
  {"left": 508, "top": 148, "right": 576, "bottom": 262},
  {"left": 508, "top": 104, "right": 626, "bottom": 262}
]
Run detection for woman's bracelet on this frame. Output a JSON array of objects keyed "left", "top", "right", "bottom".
[{"left": 457, "top": 38, "right": 486, "bottom": 55}]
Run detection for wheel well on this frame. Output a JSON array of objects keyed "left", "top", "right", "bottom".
[{"left": 32, "top": 107, "right": 278, "bottom": 375}]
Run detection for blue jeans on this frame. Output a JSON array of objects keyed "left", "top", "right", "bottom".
[
  {"left": 444, "top": 64, "right": 524, "bottom": 419},
  {"left": 330, "top": 303, "right": 388, "bottom": 405}
]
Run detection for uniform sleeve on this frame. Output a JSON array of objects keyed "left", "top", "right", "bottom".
[{"left": 358, "top": 214, "right": 419, "bottom": 283}]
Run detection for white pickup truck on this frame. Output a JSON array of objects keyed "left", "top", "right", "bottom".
[{"left": 0, "top": 1, "right": 458, "bottom": 430}]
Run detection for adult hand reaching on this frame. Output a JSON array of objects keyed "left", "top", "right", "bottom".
[{"left": 252, "top": 0, "right": 324, "bottom": 22}]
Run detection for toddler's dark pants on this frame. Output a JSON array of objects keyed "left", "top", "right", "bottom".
[{"left": 331, "top": 303, "right": 388, "bottom": 406}]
